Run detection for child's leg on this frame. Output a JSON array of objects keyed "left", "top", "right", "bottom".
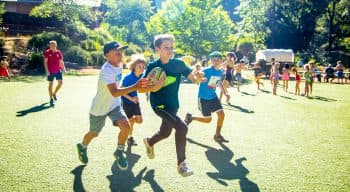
[{"left": 215, "top": 110, "right": 225, "bottom": 136}]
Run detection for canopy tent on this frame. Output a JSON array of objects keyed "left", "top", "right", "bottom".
[{"left": 256, "top": 49, "right": 294, "bottom": 63}]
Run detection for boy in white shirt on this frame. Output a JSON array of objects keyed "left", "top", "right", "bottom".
[{"left": 76, "top": 41, "right": 147, "bottom": 170}]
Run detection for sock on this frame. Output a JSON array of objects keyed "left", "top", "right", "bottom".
[
  {"left": 116, "top": 145, "right": 125, "bottom": 155},
  {"left": 81, "top": 143, "right": 87, "bottom": 149}
]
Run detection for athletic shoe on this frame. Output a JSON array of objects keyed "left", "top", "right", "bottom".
[
  {"left": 177, "top": 161, "right": 194, "bottom": 177},
  {"left": 127, "top": 137, "right": 137, "bottom": 146},
  {"left": 143, "top": 138, "right": 154, "bottom": 159},
  {"left": 115, "top": 152, "right": 128, "bottom": 170},
  {"left": 214, "top": 134, "right": 229, "bottom": 143},
  {"left": 53, "top": 94, "right": 57, "bottom": 101},
  {"left": 50, "top": 98, "right": 54, "bottom": 107},
  {"left": 76, "top": 143, "right": 88, "bottom": 164},
  {"left": 184, "top": 113, "right": 192, "bottom": 125}
]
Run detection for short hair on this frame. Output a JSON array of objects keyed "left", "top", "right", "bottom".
[
  {"left": 154, "top": 34, "right": 175, "bottom": 48},
  {"left": 128, "top": 55, "right": 146, "bottom": 71},
  {"left": 49, "top": 40, "right": 57, "bottom": 45}
]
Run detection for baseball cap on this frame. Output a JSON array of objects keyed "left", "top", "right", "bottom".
[
  {"left": 208, "top": 51, "right": 223, "bottom": 58},
  {"left": 103, "top": 41, "right": 128, "bottom": 55}
]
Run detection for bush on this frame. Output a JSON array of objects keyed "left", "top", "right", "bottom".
[
  {"left": 124, "top": 43, "right": 143, "bottom": 56},
  {"left": 90, "top": 51, "right": 105, "bottom": 66},
  {"left": 28, "top": 32, "right": 72, "bottom": 52},
  {"left": 64, "top": 46, "right": 92, "bottom": 66},
  {"left": 27, "top": 52, "right": 44, "bottom": 73}
]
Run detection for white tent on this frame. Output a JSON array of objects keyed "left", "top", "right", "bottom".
[{"left": 256, "top": 49, "right": 294, "bottom": 63}]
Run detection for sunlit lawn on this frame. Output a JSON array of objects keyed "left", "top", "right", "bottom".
[{"left": 0, "top": 74, "right": 349, "bottom": 191}]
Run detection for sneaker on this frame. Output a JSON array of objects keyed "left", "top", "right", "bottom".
[
  {"left": 53, "top": 94, "right": 57, "bottom": 101},
  {"left": 50, "top": 99, "right": 54, "bottom": 107},
  {"left": 143, "top": 138, "right": 154, "bottom": 159},
  {"left": 127, "top": 137, "right": 137, "bottom": 146},
  {"left": 115, "top": 152, "right": 128, "bottom": 170},
  {"left": 214, "top": 134, "right": 229, "bottom": 143},
  {"left": 184, "top": 113, "right": 192, "bottom": 125},
  {"left": 76, "top": 143, "right": 88, "bottom": 164},
  {"left": 177, "top": 161, "right": 194, "bottom": 177}
]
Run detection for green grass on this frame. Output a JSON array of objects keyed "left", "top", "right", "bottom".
[{"left": 0, "top": 75, "right": 349, "bottom": 191}]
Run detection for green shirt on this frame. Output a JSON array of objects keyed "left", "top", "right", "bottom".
[{"left": 144, "top": 58, "right": 192, "bottom": 114}]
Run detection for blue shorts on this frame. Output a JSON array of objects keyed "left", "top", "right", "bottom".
[
  {"left": 47, "top": 72, "right": 62, "bottom": 81},
  {"left": 337, "top": 71, "right": 344, "bottom": 78},
  {"left": 198, "top": 97, "right": 223, "bottom": 117}
]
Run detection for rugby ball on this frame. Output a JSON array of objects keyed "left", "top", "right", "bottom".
[{"left": 146, "top": 67, "right": 166, "bottom": 85}]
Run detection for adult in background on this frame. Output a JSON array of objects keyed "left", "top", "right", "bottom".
[
  {"left": 335, "top": 60, "right": 344, "bottom": 84},
  {"left": 43, "top": 40, "right": 65, "bottom": 106},
  {"left": 324, "top": 64, "right": 335, "bottom": 83}
]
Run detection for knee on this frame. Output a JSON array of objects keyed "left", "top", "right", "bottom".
[
  {"left": 115, "top": 120, "right": 130, "bottom": 132},
  {"left": 177, "top": 123, "right": 188, "bottom": 135},
  {"left": 134, "top": 116, "right": 143, "bottom": 124}
]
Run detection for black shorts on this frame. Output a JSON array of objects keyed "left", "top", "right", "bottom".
[
  {"left": 198, "top": 97, "right": 223, "bottom": 117},
  {"left": 122, "top": 102, "right": 141, "bottom": 119},
  {"left": 47, "top": 72, "right": 62, "bottom": 81}
]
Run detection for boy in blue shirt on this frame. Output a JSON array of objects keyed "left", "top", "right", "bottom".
[
  {"left": 121, "top": 56, "right": 147, "bottom": 146},
  {"left": 184, "top": 51, "right": 228, "bottom": 143}
]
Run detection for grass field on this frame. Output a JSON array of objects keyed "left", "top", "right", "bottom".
[{"left": 0, "top": 75, "right": 349, "bottom": 192}]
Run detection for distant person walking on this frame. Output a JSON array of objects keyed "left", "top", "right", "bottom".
[{"left": 43, "top": 40, "right": 65, "bottom": 106}]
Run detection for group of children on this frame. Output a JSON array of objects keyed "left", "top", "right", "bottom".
[{"left": 76, "top": 35, "right": 231, "bottom": 178}]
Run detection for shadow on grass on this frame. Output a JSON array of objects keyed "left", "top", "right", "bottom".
[
  {"left": 187, "top": 138, "right": 260, "bottom": 192},
  {"left": 16, "top": 102, "right": 52, "bottom": 117},
  {"left": 260, "top": 89, "right": 271, "bottom": 94},
  {"left": 2, "top": 75, "right": 45, "bottom": 83},
  {"left": 70, "top": 165, "right": 86, "bottom": 192},
  {"left": 310, "top": 95, "right": 337, "bottom": 102},
  {"left": 222, "top": 103, "right": 254, "bottom": 114},
  {"left": 241, "top": 91, "right": 256, "bottom": 96},
  {"left": 279, "top": 95, "right": 297, "bottom": 100},
  {"left": 143, "top": 169, "right": 164, "bottom": 192},
  {"left": 107, "top": 145, "right": 162, "bottom": 192}
]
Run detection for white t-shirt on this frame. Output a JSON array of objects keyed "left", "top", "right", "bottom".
[{"left": 90, "top": 61, "right": 123, "bottom": 116}]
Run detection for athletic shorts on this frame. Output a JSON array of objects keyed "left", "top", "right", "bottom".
[
  {"left": 47, "top": 72, "right": 62, "bottom": 81},
  {"left": 89, "top": 106, "right": 127, "bottom": 134},
  {"left": 337, "top": 71, "right": 344, "bottom": 78},
  {"left": 122, "top": 102, "right": 142, "bottom": 119},
  {"left": 198, "top": 97, "right": 223, "bottom": 117},
  {"left": 235, "top": 73, "right": 242, "bottom": 82}
]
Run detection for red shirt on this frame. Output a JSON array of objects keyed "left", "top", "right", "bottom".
[
  {"left": 295, "top": 73, "right": 301, "bottom": 81},
  {"left": 44, "top": 49, "right": 63, "bottom": 73}
]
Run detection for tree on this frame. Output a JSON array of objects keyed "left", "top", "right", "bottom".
[
  {"left": 265, "top": 0, "right": 328, "bottom": 51},
  {"left": 146, "top": 0, "right": 236, "bottom": 57},
  {"left": 30, "top": 0, "right": 98, "bottom": 37},
  {"left": 236, "top": 0, "right": 269, "bottom": 50},
  {"left": 105, "top": 0, "right": 154, "bottom": 48}
]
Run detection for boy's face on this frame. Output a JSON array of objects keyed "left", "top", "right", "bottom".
[
  {"left": 106, "top": 48, "right": 123, "bottom": 65},
  {"left": 210, "top": 57, "right": 222, "bottom": 68},
  {"left": 156, "top": 40, "right": 174, "bottom": 60}
]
